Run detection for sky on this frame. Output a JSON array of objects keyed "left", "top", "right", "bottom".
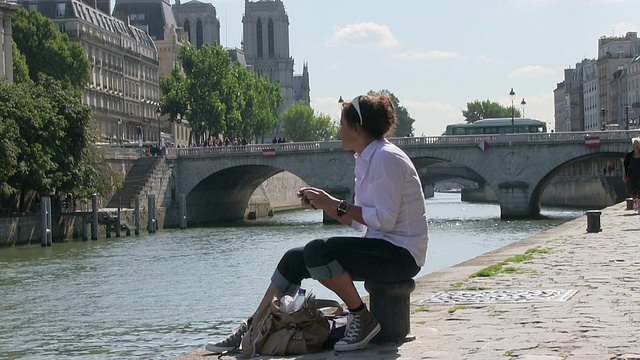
[{"left": 183, "top": 0, "right": 640, "bottom": 136}]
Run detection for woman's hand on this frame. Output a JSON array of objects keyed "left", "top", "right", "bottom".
[{"left": 297, "top": 187, "right": 337, "bottom": 211}]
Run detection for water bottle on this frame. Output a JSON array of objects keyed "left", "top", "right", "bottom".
[{"left": 292, "top": 288, "right": 306, "bottom": 312}]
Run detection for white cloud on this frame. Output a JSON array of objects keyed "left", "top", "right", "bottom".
[
  {"left": 509, "top": 65, "right": 554, "bottom": 78},
  {"left": 611, "top": 22, "right": 636, "bottom": 36},
  {"left": 310, "top": 96, "right": 343, "bottom": 121},
  {"left": 403, "top": 100, "right": 463, "bottom": 136},
  {"left": 395, "top": 50, "right": 458, "bottom": 61},
  {"left": 326, "top": 22, "right": 400, "bottom": 48},
  {"left": 478, "top": 54, "right": 492, "bottom": 62}
]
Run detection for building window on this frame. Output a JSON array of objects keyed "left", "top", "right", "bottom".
[
  {"left": 56, "top": 2, "right": 66, "bottom": 17},
  {"left": 196, "top": 20, "right": 203, "bottom": 49},
  {"left": 129, "top": 14, "right": 145, "bottom": 22},
  {"left": 183, "top": 20, "right": 190, "bottom": 42},
  {"left": 268, "top": 19, "right": 274, "bottom": 58},
  {"left": 256, "top": 19, "right": 263, "bottom": 58}
]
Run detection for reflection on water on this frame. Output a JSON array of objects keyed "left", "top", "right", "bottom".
[{"left": 0, "top": 193, "right": 583, "bottom": 359}]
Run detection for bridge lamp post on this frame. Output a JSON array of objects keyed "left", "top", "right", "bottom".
[
  {"left": 156, "top": 107, "right": 162, "bottom": 146},
  {"left": 624, "top": 105, "right": 630, "bottom": 130},
  {"left": 509, "top": 88, "right": 516, "bottom": 133},
  {"left": 117, "top": 118, "right": 122, "bottom": 146},
  {"left": 600, "top": 108, "right": 606, "bottom": 130},
  {"left": 520, "top": 98, "right": 526, "bottom": 118}
]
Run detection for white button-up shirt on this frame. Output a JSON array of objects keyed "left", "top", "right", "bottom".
[{"left": 350, "top": 139, "right": 429, "bottom": 266}]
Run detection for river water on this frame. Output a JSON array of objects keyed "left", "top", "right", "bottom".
[{"left": 0, "top": 193, "right": 585, "bottom": 359}]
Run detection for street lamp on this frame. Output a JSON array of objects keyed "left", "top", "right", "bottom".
[
  {"left": 520, "top": 98, "right": 527, "bottom": 118},
  {"left": 156, "top": 107, "right": 162, "bottom": 146},
  {"left": 509, "top": 88, "right": 516, "bottom": 133},
  {"left": 624, "top": 105, "right": 630, "bottom": 130},
  {"left": 117, "top": 118, "right": 122, "bottom": 146},
  {"left": 600, "top": 108, "right": 606, "bottom": 130}
]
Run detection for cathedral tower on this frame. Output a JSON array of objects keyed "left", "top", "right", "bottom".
[{"left": 242, "top": 0, "right": 295, "bottom": 111}]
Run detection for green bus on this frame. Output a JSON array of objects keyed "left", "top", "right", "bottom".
[{"left": 443, "top": 118, "right": 547, "bottom": 135}]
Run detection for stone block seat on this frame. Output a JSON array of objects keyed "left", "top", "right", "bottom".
[{"left": 364, "top": 278, "right": 416, "bottom": 344}]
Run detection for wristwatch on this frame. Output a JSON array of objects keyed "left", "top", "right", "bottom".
[{"left": 336, "top": 200, "right": 349, "bottom": 217}]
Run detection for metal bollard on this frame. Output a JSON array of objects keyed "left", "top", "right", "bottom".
[
  {"left": 626, "top": 198, "right": 634, "bottom": 210},
  {"left": 586, "top": 210, "right": 602, "bottom": 233},
  {"left": 135, "top": 195, "right": 140, "bottom": 236},
  {"left": 179, "top": 194, "right": 187, "bottom": 230}
]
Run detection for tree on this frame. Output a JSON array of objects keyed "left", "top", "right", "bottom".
[
  {"left": 462, "top": 100, "right": 521, "bottom": 123},
  {"left": 12, "top": 8, "right": 90, "bottom": 96},
  {"left": 368, "top": 89, "right": 415, "bottom": 137},
  {"left": 12, "top": 41, "right": 29, "bottom": 84},
  {"left": 0, "top": 74, "right": 119, "bottom": 211},
  {"left": 282, "top": 101, "right": 337, "bottom": 142},
  {"left": 0, "top": 111, "right": 19, "bottom": 197},
  {"left": 160, "top": 44, "right": 282, "bottom": 143},
  {"left": 1, "top": 9, "right": 119, "bottom": 212}
]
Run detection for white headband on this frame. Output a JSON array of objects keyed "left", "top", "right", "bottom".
[{"left": 351, "top": 95, "right": 363, "bottom": 125}]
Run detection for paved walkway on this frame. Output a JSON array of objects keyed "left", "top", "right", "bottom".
[{"left": 174, "top": 202, "right": 640, "bottom": 360}]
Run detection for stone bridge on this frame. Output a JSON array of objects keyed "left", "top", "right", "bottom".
[{"left": 164, "top": 131, "right": 640, "bottom": 226}]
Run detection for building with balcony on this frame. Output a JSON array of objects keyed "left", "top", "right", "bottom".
[
  {"left": 597, "top": 32, "right": 639, "bottom": 127},
  {"left": 18, "top": 0, "right": 162, "bottom": 145},
  {"left": 582, "top": 60, "right": 599, "bottom": 131},
  {"left": 0, "top": 0, "right": 20, "bottom": 83}
]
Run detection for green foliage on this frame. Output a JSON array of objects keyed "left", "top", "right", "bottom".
[
  {"left": 462, "top": 99, "right": 521, "bottom": 123},
  {"left": 0, "top": 79, "right": 58, "bottom": 200},
  {"left": 448, "top": 305, "right": 467, "bottom": 314},
  {"left": 160, "top": 44, "right": 282, "bottom": 143},
  {"left": 525, "top": 247, "right": 550, "bottom": 255},
  {"left": 12, "top": 41, "right": 29, "bottom": 84},
  {"left": 281, "top": 101, "right": 337, "bottom": 142},
  {"left": 368, "top": 89, "right": 415, "bottom": 137},
  {"left": 468, "top": 250, "right": 540, "bottom": 278},
  {"left": 12, "top": 9, "right": 90, "bottom": 96},
  {"left": 0, "top": 75, "right": 117, "bottom": 210},
  {"left": 0, "top": 8, "right": 119, "bottom": 211},
  {"left": 0, "top": 109, "right": 19, "bottom": 197}
]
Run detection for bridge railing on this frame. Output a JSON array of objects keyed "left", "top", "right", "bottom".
[
  {"left": 175, "top": 140, "right": 344, "bottom": 157},
  {"left": 175, "top": 130, "right": 640, "bottom": 158}
]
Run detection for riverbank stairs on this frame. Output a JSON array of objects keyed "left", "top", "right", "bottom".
[{"left": 106, "top": 156, "right": 167, "bottom": 210}]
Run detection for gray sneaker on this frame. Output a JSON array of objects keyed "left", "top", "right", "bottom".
[
  {"left": 205, "top": 320, "right": 248, "bottom": 353},
  {"left": 333, "top": 307, "right": 381, "bottom": 352}
]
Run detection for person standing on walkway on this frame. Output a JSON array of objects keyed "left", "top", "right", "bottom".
[
  {"left": 205, "top": 94, "right": 429, "bottom": 354},
  {"left": 623, "top": 137, "right": 640, "bottom": 212}
]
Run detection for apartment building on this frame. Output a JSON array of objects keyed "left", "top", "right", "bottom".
[
  {"left": 555, "top": 32, "right": 640, "bottom": 131},
  {"left": 19, "top": 0, "right": 162, "bottom": 145}
]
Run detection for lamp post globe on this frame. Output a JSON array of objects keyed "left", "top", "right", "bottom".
[
  {"left": 520, "top": 98, "right": 527, "bottom": 118},
  {"left": 509, "top": 88, "right": 516, "bottom": 133}
]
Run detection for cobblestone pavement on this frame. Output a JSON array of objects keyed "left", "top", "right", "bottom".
[{"left": 174, "top": 203, "right": 640, "bottom": 360}]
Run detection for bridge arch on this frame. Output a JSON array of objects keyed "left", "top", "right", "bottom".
[
  {"left": 173, "top": 149, "right": 355, "bottom": 225},
  {"left": 529, "top": 151, "right": 628, "bottom": 215}
]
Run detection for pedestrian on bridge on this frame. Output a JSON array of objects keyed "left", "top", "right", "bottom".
[
  {"left": 205, "top": 94, "right": 429, "bottom": 354},
  {"left": 623, "top": 137, "right": 640, "bottom": 212}
]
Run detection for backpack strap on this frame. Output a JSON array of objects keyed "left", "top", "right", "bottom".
[{"left": 306, "top": 299, "right": 343, "bottom": 315}]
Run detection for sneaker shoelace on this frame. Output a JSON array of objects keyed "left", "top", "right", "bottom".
[
  {"left": 342, "top": 313, "right": 362, "bottom": 342},
  {"left": 217, "top": 321, "right": 248, "bottom": 347}
]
